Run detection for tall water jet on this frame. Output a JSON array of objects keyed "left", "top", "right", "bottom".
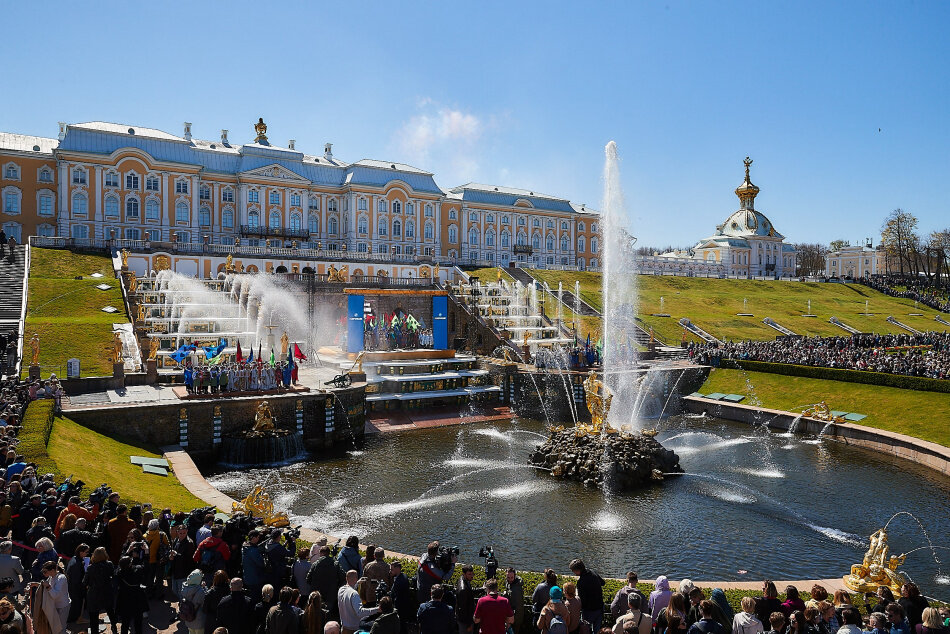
[{"left": 602, "top": 141, "right": 642, "bottom": 428}]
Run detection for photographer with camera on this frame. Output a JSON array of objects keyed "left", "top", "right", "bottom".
[
  {"left": 417, "top": 541, "right": 457, "bottom": 603},
  {"left": 263, "top": 528, "right": 293, "bottom": 590},
  {"left": 242, "top": 529, "right": 267, "bottom": 598},
  {"left": 456, "top": 565, "right": 477, "bottom": 634}
]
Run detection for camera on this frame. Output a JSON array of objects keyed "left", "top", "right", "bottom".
[
  {"left": 285, "top": 526, "right": 301, "bottom": 541},
  {"left": 478, "top": 546, "right": 498, "bottom": 580},
  {"left": 88, "top": 483, "right": 112, "bottom": 506},
  {"left": 436, "top": 545, "right": 459, "bottom": 571},
  {"left": 375, "top": 579, "right": 390, "bottom": 602},
  {"left": 329, "top": 539, "right": 341, "bottom": 557}
]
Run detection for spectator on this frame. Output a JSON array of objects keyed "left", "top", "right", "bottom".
[
  {"left": 242, "top": 530, "right": 267, "bottom": 598},
  {"left": 389, "top": 561, "right": 412, "bottom": 634},
  {"left": 782, "top": 588, "right": 806, "bottom": 619},
  {"left": 611, "top": 572, "right": 646, "bottom": 622},
  {"left": 538, "top": 586, "right": 570, "bottom": 634},
  {"left": 308, "top": 545, "right": 345, "bottom": 620},
  {"left": 115, "top": 555, "right": 149, "bottom": 634},
  {"left": 40, "top": 560, "right": 70, "bottom": 634},
  {"left": 417, "top": 584, "right": 455, "bottom": 634},
  {"left": 613, "top": 592, "right": 651, "bottom": 634},
  {"left": 218, "top": 577, "right": 256, "bottom": 634},
  {"left": 733, "top": 597, "right": 764, "bottom": 634},
  {"left": 571, "top": 559, "right": 606, "bottom": 633},
  {"left": 181, "top": 569, "right": 209, "bottom": 634},
  {"left": 204, "top": 571, "right": 232, "bottom": 634},
  {"left": 650, "top": 576, "right": 674, "bottom": 623},
  {"left": 504, "top": 567, "right": 525, "bottom": 634},
  {"left": 899, "top": 584, "right": 929, "bottom": 630},
  {"left": 195, "top": 526, "right": 231, "bottom": 582},
  {"left": 255, "top": 585, "right": 278, "bottom": 634},
  {"left": 473, "top": 579, "right": 514, "bottom": 634},
  {"left": 756, "top": 583, "right": 783, "bottom": 627},
  {"left": 370, "top": 596, "right": 400, "bottom": 634},
  {"left": 144, "top": 518, "right": 170, "bottom": 597},
  {"left": 171, "top": 523, "right": 198, "bottom": 599},
  {"left": 563, "top": 582, "right": 583, "bottom": 634},
  {"left": 0, "top": 542, "right": 25, "bottom": 594},
  {"left": 416, "top": 542, "right": 456, "bottom": 603},
  {"left": 456, "top": 564, "right": 476, "bottom": 634},
  {"left": 267, "top": 586, "right": 301, "bottom": 634},
  {"left": 337, "top": 536, "right": 363, "bottom": 576},
  {"left": 689, "top": 601, "right": 726, "bottom": 634},
  {"left": 108, "top": 505, "right": 136, "bottom": 563},
  {"left": 65, "top": 543, "right": 89, "bottom": 624},
  {"left": 338, "top": 569, "right": 379, "bottom": 634},
  {"left": 533, "top": 569, "right": 560, "bottom": 623},
  {"left": 84, "top": 546, "right": 118, "bottom": 634},
  {"left": 365, "top": 548, "right": 391, "bottom": 586},
  {"left": 303, "top": 591, "right": 329, "bottom": 634},
  {"left": 763, "top": 613, "right": 785, "bottom": 634},
  {"left": 293, "top": 549, "right": 314, "bottom": 598}
]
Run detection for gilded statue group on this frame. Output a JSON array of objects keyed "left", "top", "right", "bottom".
[{"left": 845, "top": 527, "right": 909, "bottom": 594}]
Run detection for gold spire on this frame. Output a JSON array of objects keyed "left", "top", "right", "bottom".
[
  {"left": 744, "top": 156, "right": 752, "bottom": 179},
  {"left": 254, "top": 117, "right": 268, "bottom": 144},
  {"left": 735, "top": 156, "right": 759, "bottom": 211}
]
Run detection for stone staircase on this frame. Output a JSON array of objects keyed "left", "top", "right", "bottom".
[{"left": 0, "top": 246, "right": 27, "bottom": 376}]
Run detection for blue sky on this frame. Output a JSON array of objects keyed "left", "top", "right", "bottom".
[{"left": 3, "top": 1, "right": 948, "bottom": 247}]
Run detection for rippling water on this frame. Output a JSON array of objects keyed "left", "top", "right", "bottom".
[{"left": 207, "top": 416, "right": 950, "bottom": 596}]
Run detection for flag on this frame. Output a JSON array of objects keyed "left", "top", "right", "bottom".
[
  {"left": 236, "top": 341, "right": 244, "bottom": 363},
  {"left": 258, "top": 342, "right": 262, "bottom": 365},
  {"left": 246, "top": 347, "right": 254, "bottom": 364},
  {"left": 293, "top": 343, "right": 307, "bottom": 361},
  {"left": 283, "top": 346, "right": 294, "bottom": 385},
  {"left": 586, "top": 334, "right": 591, "bottom": 349},
  {"left": 203, "top": 338, "right": 227, "bottom": 360},
  {"left": 209, "top": 352, "right": 226, "bottom": 366},
  {"left": 269, "top": 349, "right": 275, "bottom": 366},
  {"left": 170, "top": 344, "right": 196, "bottom": 364}
]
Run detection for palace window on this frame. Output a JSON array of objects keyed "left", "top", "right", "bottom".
[
  {"left": 486, "top": 231, "right": 495, "bottom": 247},
  {"left": 358, "top": 197, "right": 367, "bottom": 211},
  {"left": 126, "top": 198, "right": 140, "bottom": 219},
  {"left": 222, "top": 188, "right": 234, "bottom": 202},
  {"left": 405, "top": 220, "right": 414, "bottom": 238},
  {"left": 378, "top": 199, "right": 387, "bottom": 213},
  {"left": 199, "top": 206, "right": 211, "bottom": 226},
  {"left": 145, "top": 175, "right": 160, "bottom": 191},
  {"left": 546, "top": 219, "right": 553, "bottom": 228},
  {"left": 448, "top": 226, "right": 457, "bottom": 243},
  {"left": 561, "top": 236, "right": 569, "bottom": 251},
  {"left": 105, "top": 171, "right": 119, "bottom": 188},
  {"left": 425, "top": 204, "right": 433, "bottom": 217},
  {"left": 126, "top": 228, "right": 141, "bottom": 240},
  {"left": 104, "top": 196, "right": 119, "bottom": 218},
  {"left": 175, "top": 231, "right": 189, "bottom": 243},
  {"left": 146, "top": 200, "right": 160, "bottom": 222},
  {"left": 561, "top": 221, "right": 568, "bottom": 230},
  {"left": 309, "top": 214, "right": 319, "bottom": 234},
  {"left": 199, "top": 185, "right": 211, "bottom": 200},
  {"left": 290, "top": 212, "right": 301, "bottom": 231},
  {"left": 392, "top": 201, "right": 401, "bottom": 214},
  {"left": 469, "top": 228, "right": 478, "bottom": 245},
  {"left": 379, "top": 220, "right": 388, "bottom": 236},
  {"left": 577, "top": 236, "right": 585, "bottom": 252},
  {"left": 175, "top": 179, "right": 188, "bottom": 194},
  {"left": 327, "top": 199, "right": 338, "bottom": 213},
  {"left": 502, "top": 215, "right": 509, "bottom": 225},
  {"left": 449, "top": 209, "right": 457, "bottom": 220},
  {"left": 424, "top": 222, "right": 433, "bottom": 240},
  {"left": 358, "top": 216, "right": 368, "bottom": 234},
  {"left": 406, "top": 202, "right": 413, "bottom": 215},
  {"left": 306, "top": 196, "right": 317, "bottom": 211},
  {"left": 532, "top": 235, "right": 541, "bottom": 249},
  {"left": 517, "top": 232, "right": 526, "bottom": 246},
  {"left": 38, "top": 167, "right": 53, "bottom": 183},
  {"left": 501, "top": 231, "right": 510, "bottom": 248},
  {"left": 175, "top": 202, "right": 189, "bottom": 223},
  {"left": 269, "top": 210, "right": 281, "bottom": 229},
  {"left": 38, "top": 194, "right": 54, "bottom": 217},
  {"left": 470, "top": 211, "right": 478, "bottom": 222},
  {"left": 518, "top": 217, "right": 526, "bottom": 226},
  {"left": 248, "top": 211, "right": 260, "bottom": 228},
  {"left": 126, "top": 173, "right": 139, "bottom": 190},
  {"left": 393, "top": 220, "right": 401, "bottom": 237},
  {"left": 269, "top": 191, "right": 280, "bottom": 205},
  {"left": 37, "top": 223, "right": 55, "bottom": 237},
  {"left": 290, "top": 193, "right": 301, "bottom": 207},
  {"left": 578, "top": 221, "right": 585, "bottom": 232},
  {"left": 222, "top": 209, "right": 234, "bottom": 228},
  {"left": 591, "top": 223, "right": 597, "bottom": 232},
  {"left": 71, "top": 224, "right": 88, "bottom": 239},
  {"left": 72, "top": 168, "right": 86, "bottom": 185},
  {"left": 357, "top": 243, "right": 368, "bottom": 253},
  {"left": 146, "top": 229, "right": 161, "bottom": 242},
  {"left": 328, "top": 217, "right": 338, "bottom": 234},
  {"left": 546, "top": 236, "right": 555, "bottom": 250},
  {"left": 591, "top": 237, "right": 599, "bottom": 254},
  {"left": 2, "top": 165, "right": 17, "bottom": 181},
  {"left": 72, "top": 192, "right": 87, "bottom": 215},
  {"left": 248, "top": 190, "right": 260, "bottom": 203},
  {"left": 3, "top": 189, "right": 20, "bottom": 214}
]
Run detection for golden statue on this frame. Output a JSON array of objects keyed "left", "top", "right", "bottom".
[
  {"left": 137, "top": 304, "right": 146, "bottom": 323},
  {"left": 252, "top": 401, "right": 276, "bottom": 432},
  {"left": 522, "top": 330, "right": 530, "bottom": 348},
  {"left": 30, "top": 333, "right": 39, "bottom": 366},
  {"left": 348, "top": 351, "right": 365, "bottom": 375},
  {"left": 127, "top": 271, "right": 137, "bottom": 293},
  {"left": 433, "top": 264, "right": 440, "bottom": 279},
  {"left": 803, "top": 401, "right": 845, "bottom": 423},
  {"left": 232, "top": 485, "right": 290, "bottom": 527},
  {"left": 280, "top": 331, "right": 289, "bottom": 357},
  {"left": 844, "top": 527, "right": 909, "bottom": 595},
  {"left": 112, "top": 331, "right": 124, "bottom": 364},
  {"left": 500, "top": 347, "right": 516, "bottom": 364},
  {"left": 121, "top": 249, "right": 129, "bottom": 269},
  {"left": 497, "top": 269, "right": 502, "bottom": 282},
  {"left": 420, "top": 268, "right": 430, "bottom": 278},
  {"left": 225, "top": 253, "right": 234, "bottom": 273},
  {"left": 254, "top": 117, "right": 268, "bottom": 143},
  {"left": 148, "top": 338, "right": 159, "bottom": 361},
  {"left": 328, "top": 265, "right": 348, "bottom": 283},
  {"left": 154, "top": 255, "right": 170, "bottom": 272},
  {"left": 583, "top": 371, "right": 615, "bottom": 435}
]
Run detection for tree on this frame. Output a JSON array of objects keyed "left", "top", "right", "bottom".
[
  {"left": 829, "top": 239, "right": 850, "bottom": 252},
  {"left": 880, "top": 209, "right": 919, "bottom": 276},
  {"left": 795, "top": 243, "right": 828, "bottom": 276}
]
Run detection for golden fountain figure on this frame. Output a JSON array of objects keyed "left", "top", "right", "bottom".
[
  {"left": 254, "top": 117, "right": 268, "bottom": 143},
  {"left": 578, "top": 371, "right": 618, "bottom": 436},
  {"left": 112, "top": 331, "right": 124, "bottom": 364},
  {"left": 127, "top": 271, "right": 137, "bottom": 293},
  {"left": 844, "top": 527, "right": 909, "bottom": 595},
  {"left": 252, "top": 401, "right": 276, "bottom": 433},
  {"left": 225, "top": 253, "right": 234, "bottom": 273},
  {"left": 30, "top": 333, "right": 40, "bottom": 366},
  {"left": 232, "top": 485, "right": 290, "bottom": 527},
  {"left": 120, "top": 249, "right": 129, "bottom": 269},
  {"left": 280, "top": 331, "right": 290, "bottom": 357},
  {"left": 148, "top": 338, "right": 159, "bottom": 361},
  {"left": 803, "top": 400, "right": 846, "bottom": 423}
]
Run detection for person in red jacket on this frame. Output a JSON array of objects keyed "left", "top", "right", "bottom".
[
  {"left": 55, "top": 497, "right": 99, "bottom": 537},
  {"left": 194, "top": 525, "right": 231, "bottom": 581}
]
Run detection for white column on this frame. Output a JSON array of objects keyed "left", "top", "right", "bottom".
[
  {"left": 238, "top": 184, "right": 247, "bottom": 226},
  {"left": 191, "top": 175, "right": 199, "bottom": 231},
  {"left": 161, "top": 173, "right": 169, "bottom": 240},
  {"left": 462, "top": 205, "right": 468, "bottom": 257},
  {"left": 94, "top": 167, "right": 103, "bottom": 240},
  {"left": 435, "top": 201, "right": 442, "bottom": 257},
  {"left": 212, "top": 183, "right": 219, "bottom": 237}
]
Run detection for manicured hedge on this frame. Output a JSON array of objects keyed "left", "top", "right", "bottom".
[
  {"left": 719, "top": 359, "right": 950, "bottom": 393},
  {"left": 18, "top": 399, "right": 58, "bottom": 476}
]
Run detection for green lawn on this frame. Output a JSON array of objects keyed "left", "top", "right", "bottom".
[
  {"left": 48, "top": 414, "right": 207, "bottom": 511},
  {"left": 24, "top": 248, "right": 127, "bottom": 377},
  {"left": 700, "top": 368, "right": 950, "bottom": 447},
  {"left": 467, "top": 267, "right": 950, "bottom": 345}
]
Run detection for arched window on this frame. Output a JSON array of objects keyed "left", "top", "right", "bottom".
[
  {"left": 4, "top": 164, "right": 19, "bottom": 180},
  {"left": 175, "top": 202, "right": 189, "bottom": 223},
  {"left": 405, "top": 220, "right": 414, "bottom": 238},
  {"left": 248, "top": 211, "right": 260, "bottom": 228},
  {"left": 222, "top": 187, "right": 234, "bottom": 202},
  {"left": 406, "top": 202, "right": 414, "bottom": 215},
  {"left": 327, "top": 199, "right": 338, "bottom": 212},
  {"left": 290, "top": 213, "right": 301, "bottom": 231},
  {"left": 269, "top": 210, "right": 281, "bottom": 229},
  {"left": 328, "top": 217, "right": 338, "bottom": 234},
  {"left": 546, "top": 235, "right": 555, "bottom": 251},
  {"left": 591, "top": 237, "right": 599, "bottom": 254},
  {"left": 38, "top": 192, "right": 54, "bottom": 217},
  {"left": 560, "top": 236, "right": 569, "bottom": 251},
  {"left": 449, "top": 209, "right": 457, "bottom": 220},
  {"left": 578, "top": 221, "right": 585, "bottom": 231},
  {"left": 126, "top": 172, "right": 139, "bottom": 190},
  {"left": 199, "top": 185, "right": 211, "bottom": 200},
  {"left": 378, "top": 219, "right": 388, "bottom": 236},
  {"left": 378, "top": 199, "right": 387, "bottom": 213},
  {"left": 358, "top": 197, "right": 367, "bottom": 211},
  {"left": 577, "top": 236, "right": 586, "bottom": 253},
  {"left": 501, "top": 231, "right": 510, "bottom": 248},
  {"left": 309, "top": 214, "right": 320, "bottom": 234},
  {"left": 591, "top": 258, "right": 598, "bottom": 268},
  {"left": 424, "top": 222, "right": 434, "bottom": 240},
  {"left": 517, "top": 231, "right": 526, "bottom": 246},
  {"left": 126, "top": 198, "right": 140, "bottom": 219},
  {"left": 392, "top": 200, "right": 401, "bottom": 214},
  {"left": 425, "top": 204, "right": 433, "bottom": 217},
  {"left": 470, "top": 212, "right": 478, "bottom": 222},
  {"left": 393, "top": 220, "right": 401, "bottom": 237},
  {"left": 486, "top": 231, "right": 495, "bottom": 247},
  {"left": 533, "top": 218, "right": 540, "bottom": 227},
  {"left": 146, "top": 199, "right": 159, "bottom": 221},
  {"left": 469, "top": 228, "right": 478, "bottom": 245},
  {"left": 309, "top": 196, "right": 319, "bottom": 211},
  {"left": 546, "top": 219, "right": 553, "bottom": 228},
  {"left": 532, "top": 235, "right": 541, "bottom": 249},
  {"left": 358, "top": 215, "right": 368, "bottom": 234},
  {"left": 199, "top": 206, "right": 211, "bottom": 226},
  {"left": 38, "top": 167, "right": 53, "bottom": 183},
  {"left": 448, "top": 226, "right": 457, "bottom": 243},
  {"left": 591, "top": 223, "right": 597, "bottom": 232},
  {"left": 222, "top": 209, "right": 234, "bottom": 228},
  {"left": 562, "top": 221, "right": 568, "bottom": 230},
  {"left": 104, "top": 195, "right": 119, "bottom": 218}
]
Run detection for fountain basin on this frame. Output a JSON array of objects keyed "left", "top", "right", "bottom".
[{"left": 219, "top": 428, "right": 306, "bottom": 465}]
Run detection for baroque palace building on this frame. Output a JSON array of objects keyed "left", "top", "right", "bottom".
[{"left": 0, "top": 119, "right": 601, "bottom": 270}]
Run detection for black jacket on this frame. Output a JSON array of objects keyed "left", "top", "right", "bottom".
[
  {"left": 218, "top": 590, "right": 256, "bottom": 634},
  {"left": 576, "top": 570, "right": 605, "bottom": 612},
  {"left": 456, "top": 578, "right": 475, "bottom": 626},
  {"left": 307, "top": 556, "right": 345, "bottom": 607},
  {"left": 83, "top": 560, "right": 115, "bottom": 613},
  {"left": 417, "top": 600, "right": 455, "bottom": 634}
]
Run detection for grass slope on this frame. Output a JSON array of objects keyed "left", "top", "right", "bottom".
[
  {"left": 25, "top": 248, "right": 127, "bottom": 377},
  {"left": 467, "top": 267, "right": 950, "bottom": 345},
  {"left": 47, "top": 413, "right": 206, "bottom": 511},
  {"left": 700, "top": 368, "right": 950, "bottom": 447}
]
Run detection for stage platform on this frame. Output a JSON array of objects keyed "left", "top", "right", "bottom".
[
  {"left": 366, "top": 404, "right": 512, "bottom": 433},
  {"left": 170, "top": 384, "right": 311, "bottom": 400}
]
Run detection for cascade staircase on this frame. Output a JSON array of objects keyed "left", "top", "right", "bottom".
[
  {"left": 0, "top": 246, "right": 27, "bottom": 376},
  {"left": 829, "top": 316, "right": 861, "bottom": 334},
  {"left": 887, "top": 316, "right": 923, "bottom": 335},
  {"left": 762, "top": 317, "right": 798, "bottom": 336}
]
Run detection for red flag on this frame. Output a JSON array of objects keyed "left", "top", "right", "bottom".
[
  {"left": 293, "top": 343, "right": 307, "bottom": 361},
  {"left": 236, "top": 341, "right": 244, "bottom": 363}
]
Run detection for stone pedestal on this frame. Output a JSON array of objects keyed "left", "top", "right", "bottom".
[
  {"left": 347, "top": 371, "right": 366, "bottom": 383},
  {"left": 146, "top": 359, "right": 158, "bottom": 383},
  {"left": 28, "top": 365, "right": 40, "bottom": 381},
  {"left": 113, "top": 362, "right": 125, "bottom": 380}
]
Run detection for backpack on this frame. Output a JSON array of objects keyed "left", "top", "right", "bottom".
[
  {"left": 199, "top": 546, "right": 216, "bottom": 572},
  {"left": 548, "top": 612, "right": 568, "bottom": 634},
  {"left": 179, "top": 596, "right": 198, "bottom": 623}
]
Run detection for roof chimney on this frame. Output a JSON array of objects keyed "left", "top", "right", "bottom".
[
  {"left": 324, "top": 142, "right": 333, "bottom": 160},
  {"left": 58, "top": 122, "right": 66, "bottom": 142},
  {"left": 288, "top": 139, "right": 296, "bottom": 150},
  {"left": 183, "top": 122, "right": 192, "bottom": 141},
  {"left": 221, "top": 129, "right": 229, "bottom": 145}
]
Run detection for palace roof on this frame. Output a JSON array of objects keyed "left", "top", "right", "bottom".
[
  {"left": 0, "top": 132, "right": 57, "bottom": 155},
  {"left": 446, "top": 183, "right": 577, "bottom": 213}
]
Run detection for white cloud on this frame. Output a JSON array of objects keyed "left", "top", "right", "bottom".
[{"left": 395, "top": 101, "right": 483, "bottom": 172}]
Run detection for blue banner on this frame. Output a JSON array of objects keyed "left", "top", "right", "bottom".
[
  {"left": 433, "top": 295, "right": 448, "bottom": 350},
  {"left": 347, "top": 294, "right": 365, "bottom": 353}
]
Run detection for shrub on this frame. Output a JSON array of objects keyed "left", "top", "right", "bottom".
[
  {"left": 18, "top": 400, "right": 58, "bottom": 476},
  {"left": 719, "top": 359, "right": 950, "bottom": 394}
]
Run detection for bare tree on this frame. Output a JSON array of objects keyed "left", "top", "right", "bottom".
[
  {"left": 829, "top": 239, "right": 850, "bottom": 252},
  {"left": 880, "top": 209, "right": 919, "bottom": 276},
  {"left": 795, "top": 243, "right": 827, "bottom": 276}
]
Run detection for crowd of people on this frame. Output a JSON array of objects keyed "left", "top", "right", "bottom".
[
  {"left": 182, "top": 361, "right": 299, "bottom": 395},
  {"left": 362, "top": 313, "right": 433, "bottom": 351},
  {"left": 860, "top": 277, "right": 950, "bottom": 314},
  {"left": 688, "top": 332, "right": 950, "bottom": 380}
]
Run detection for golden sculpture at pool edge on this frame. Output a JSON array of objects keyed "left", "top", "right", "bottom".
[
  {"left": 232, "top": 485, "right": 290, "bottom": 527},
  {"left": 844, "top": 527, "right": 909, "bottom": 595},
  {"left": 578, "top": 371, "right": 617, "bottom": 436},
  {"left": 252, "top": 401, "right": 276, "bottom": 432}
]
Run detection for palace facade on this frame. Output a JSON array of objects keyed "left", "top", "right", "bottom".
[{"left": 0, "top": 120, "right": 600, "bottom": 269}]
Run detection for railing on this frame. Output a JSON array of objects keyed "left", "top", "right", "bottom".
[
  {"left": 351, "top": 275, "right": 435, "bottom": 287},
  {"left": 239, "top": 225, "right": 310, "bottom": 239},
  {"left": 513, "top": 244, "right": 533, "bottom": 255}
]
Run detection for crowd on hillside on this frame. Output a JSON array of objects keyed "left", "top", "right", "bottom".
[
  {"left": 860, "top": 277, "right": 950, "bottom": 314},
  {"left": 688, "top": 332, "right": 950, "bottom": 380},
  {"left": 0, "top": 380, "right": 948, "bottom": 634}
]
